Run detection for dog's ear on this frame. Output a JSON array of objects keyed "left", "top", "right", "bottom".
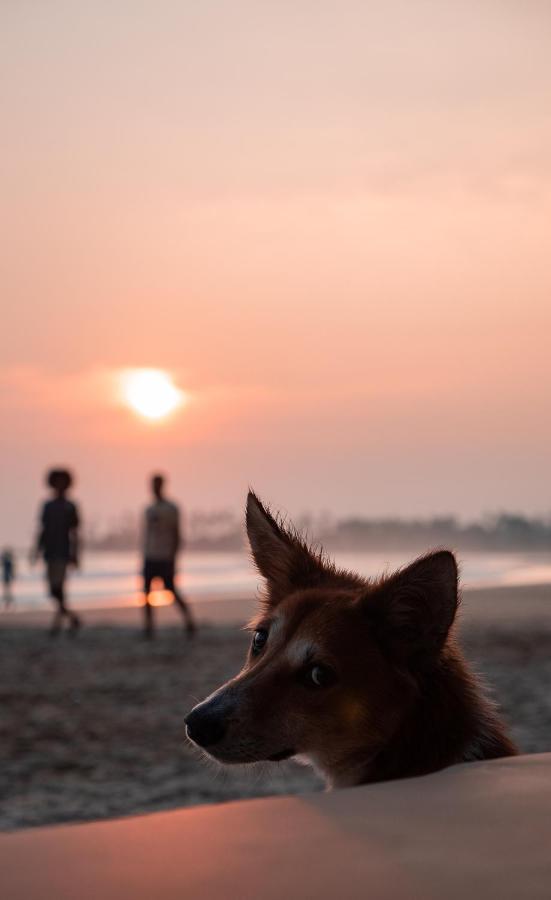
[
  {"left": 246, "top": 491, "right": 326, "bottom": 605},
  {"left": 365, "top": 551, "right": 458, "bottom": 665}
]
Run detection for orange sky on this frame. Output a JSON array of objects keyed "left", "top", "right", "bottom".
[{"left": 2, "top": 2, "right": 551, "bottom": 543}]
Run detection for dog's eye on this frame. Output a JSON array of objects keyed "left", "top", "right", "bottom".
[
  {"left": 308, "top": 664, "right": 336, "bottom": 688},
  {"left": 252, "top": 629, "right": 268, "bottom": 654}
]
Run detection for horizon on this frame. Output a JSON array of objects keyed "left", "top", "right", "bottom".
[
  {"left": 6, "top": 503, "right": 551, "bottom": 557},
  {"left": 3, "top": 2, "right": 551, "bottom": 544}
]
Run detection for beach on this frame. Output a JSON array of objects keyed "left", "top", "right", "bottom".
[{"left": 1, "top": 584, "right": 550, "bottom": 831}]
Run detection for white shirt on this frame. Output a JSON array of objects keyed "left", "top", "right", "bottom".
[{"left": 143, "top": 499, "right": 181, "bottom": 561}]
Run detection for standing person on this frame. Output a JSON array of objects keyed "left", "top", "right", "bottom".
[
  {"left": 1, "top": 548, "right": 15, "bottom": 608},
  {"left": 142, "top": 473, "right": 196, "bottom": 639},
  {"left": 32, "top": 468, "right": 82, "bottom": 635}
]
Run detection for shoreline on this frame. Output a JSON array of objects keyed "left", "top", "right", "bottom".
[
  {"left": 0, "top": 595, "right": 257, "bottom": 628},
  {"left": 1, "top": 582, "right": 550, "bottom": 630}
]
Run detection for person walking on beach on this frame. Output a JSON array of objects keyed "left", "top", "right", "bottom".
[
  {"left": 142, "top": 473, "right": 196, "bottom": 639},
  {"left": 32, "top": 468, "right": 82, "bottom": 635},
  {"left": 1, "top": 548, "right": 15, "bottom": 608}
]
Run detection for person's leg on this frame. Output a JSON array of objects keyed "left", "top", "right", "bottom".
[
  {"left": 58, "top": 564, "right": 81, "bottom": 633},
  {"left": 47, "top": 561, "right": 80, "bottom": 634},
  {"left": 143, "top": 596, "right": 154, "bottom": 638},
  {"left": 47, "top": 563, "right": 65, "bottom": 636},
  {"left": 165, "top": 564, "right": 196, "bottom": 635},
  {"left": 142, "top": 565, "right": 155, "bottom": 638}
]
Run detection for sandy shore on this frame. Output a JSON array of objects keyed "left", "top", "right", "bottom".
[
  {"left": 1, "top": 584, "right": 550, "bottom": 831},
  {"left": 2, "top": 582, "right": 550, "bottom": 630}
]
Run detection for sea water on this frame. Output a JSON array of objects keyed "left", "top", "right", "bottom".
[{"left": 5, "top": 549, "right": 551, "bottom": 612}]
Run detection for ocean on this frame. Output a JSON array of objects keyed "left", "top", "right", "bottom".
[{"left": 5, "top": 549, "right": 551, "bottom": 612}]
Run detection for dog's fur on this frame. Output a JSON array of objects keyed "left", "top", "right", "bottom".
[{"left": 186, "top": 492, "right": 517, "bottom": 788}]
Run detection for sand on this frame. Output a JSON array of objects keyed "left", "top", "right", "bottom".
[{"left": 1, "top": 585, "right": 550, "bottom": 831}]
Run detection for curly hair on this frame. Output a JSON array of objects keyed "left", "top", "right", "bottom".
[{"left": 46, "top": 468, "right": 73, "bottom": 491}]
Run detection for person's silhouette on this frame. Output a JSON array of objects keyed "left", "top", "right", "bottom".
[
  {"left": 1, "top": 548, "right": 15, "bottom": 608},
  {"left": 142, "top": 474, "right": 196, "bottom": 639},
  {"left": 32, "top": 469, "right": 81, "bottom": 635}
]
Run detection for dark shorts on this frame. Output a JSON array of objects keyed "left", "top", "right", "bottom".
[
  {"left": 47, "top": 559, "right": 68, "bottom": 593},
  {"left": 143, "top": 559, "right": 176, "bottom": 592}
]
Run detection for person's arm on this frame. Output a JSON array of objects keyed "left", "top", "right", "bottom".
[
  {"left": 174, "top": 505, "right": 184, "bottom": 555},
  {"left": 30, "top": 506, "right": 46, "bottom": 565},
  {"left": 141, "top": 507, "right": 149, "bottom": 559},
  {"left": 69, "top": 504, "right": 80, "bottom": 567}
]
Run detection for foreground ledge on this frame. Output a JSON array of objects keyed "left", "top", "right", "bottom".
[{"left": 2, "top": 754, "right": 551, "bottom": 899}]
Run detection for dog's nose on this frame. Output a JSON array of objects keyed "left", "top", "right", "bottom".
[{"left": 185, "top": 706, "right": 227, "bottom": 748}]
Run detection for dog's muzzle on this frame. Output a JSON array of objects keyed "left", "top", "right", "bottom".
[{"left": 185, "top": 696, "right": 233, "bottom": 749}]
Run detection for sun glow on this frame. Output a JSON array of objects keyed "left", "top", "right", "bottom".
[
  {"left": 138, "top": 589, "right": 173, "bottom": 607},
  {"left": 120, "top": 369, "right": 186, "bottom": 421}
]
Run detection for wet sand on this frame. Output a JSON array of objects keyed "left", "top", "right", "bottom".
[{"left": 1, "top": 585, "right": 550, "bottom": 831}]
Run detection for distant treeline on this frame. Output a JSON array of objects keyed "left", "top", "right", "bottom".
[
  {"left": 326, "top": 514, "right": 551, "bottom": 552},
  {"left": 85, "top": 510, "right": 551, "bottom": 553}
]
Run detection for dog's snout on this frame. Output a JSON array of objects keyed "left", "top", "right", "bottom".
[{"left": 185, "top": 704, "right": 228, "bottom": 748}]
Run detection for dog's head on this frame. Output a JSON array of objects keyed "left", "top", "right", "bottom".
[{"left": 185, "top": 492, "right": 459, "bottom": 786}]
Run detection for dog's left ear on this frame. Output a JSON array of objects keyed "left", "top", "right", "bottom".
[
  {"left": 365, "top": 551, "right": 458, "bottom": 664},
  {"left": 246, "top": 491, "right": 326, "bottom": 605}
]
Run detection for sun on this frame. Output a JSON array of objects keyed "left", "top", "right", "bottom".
[{"left": 120, "top": 369, "right": 186, "bottom": 421}]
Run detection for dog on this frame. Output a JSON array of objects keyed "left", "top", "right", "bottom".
[{"left": 185, "top": 492, "right": 517, "bottom": 788}]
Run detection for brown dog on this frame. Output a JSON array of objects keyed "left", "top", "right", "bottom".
[{"left": 186, "top": 492, "right": 516, "bottom": 788}]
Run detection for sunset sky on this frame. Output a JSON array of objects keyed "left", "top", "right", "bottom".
[{"left": 2, "top": 2, "right": 551, "bottom": 544}]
